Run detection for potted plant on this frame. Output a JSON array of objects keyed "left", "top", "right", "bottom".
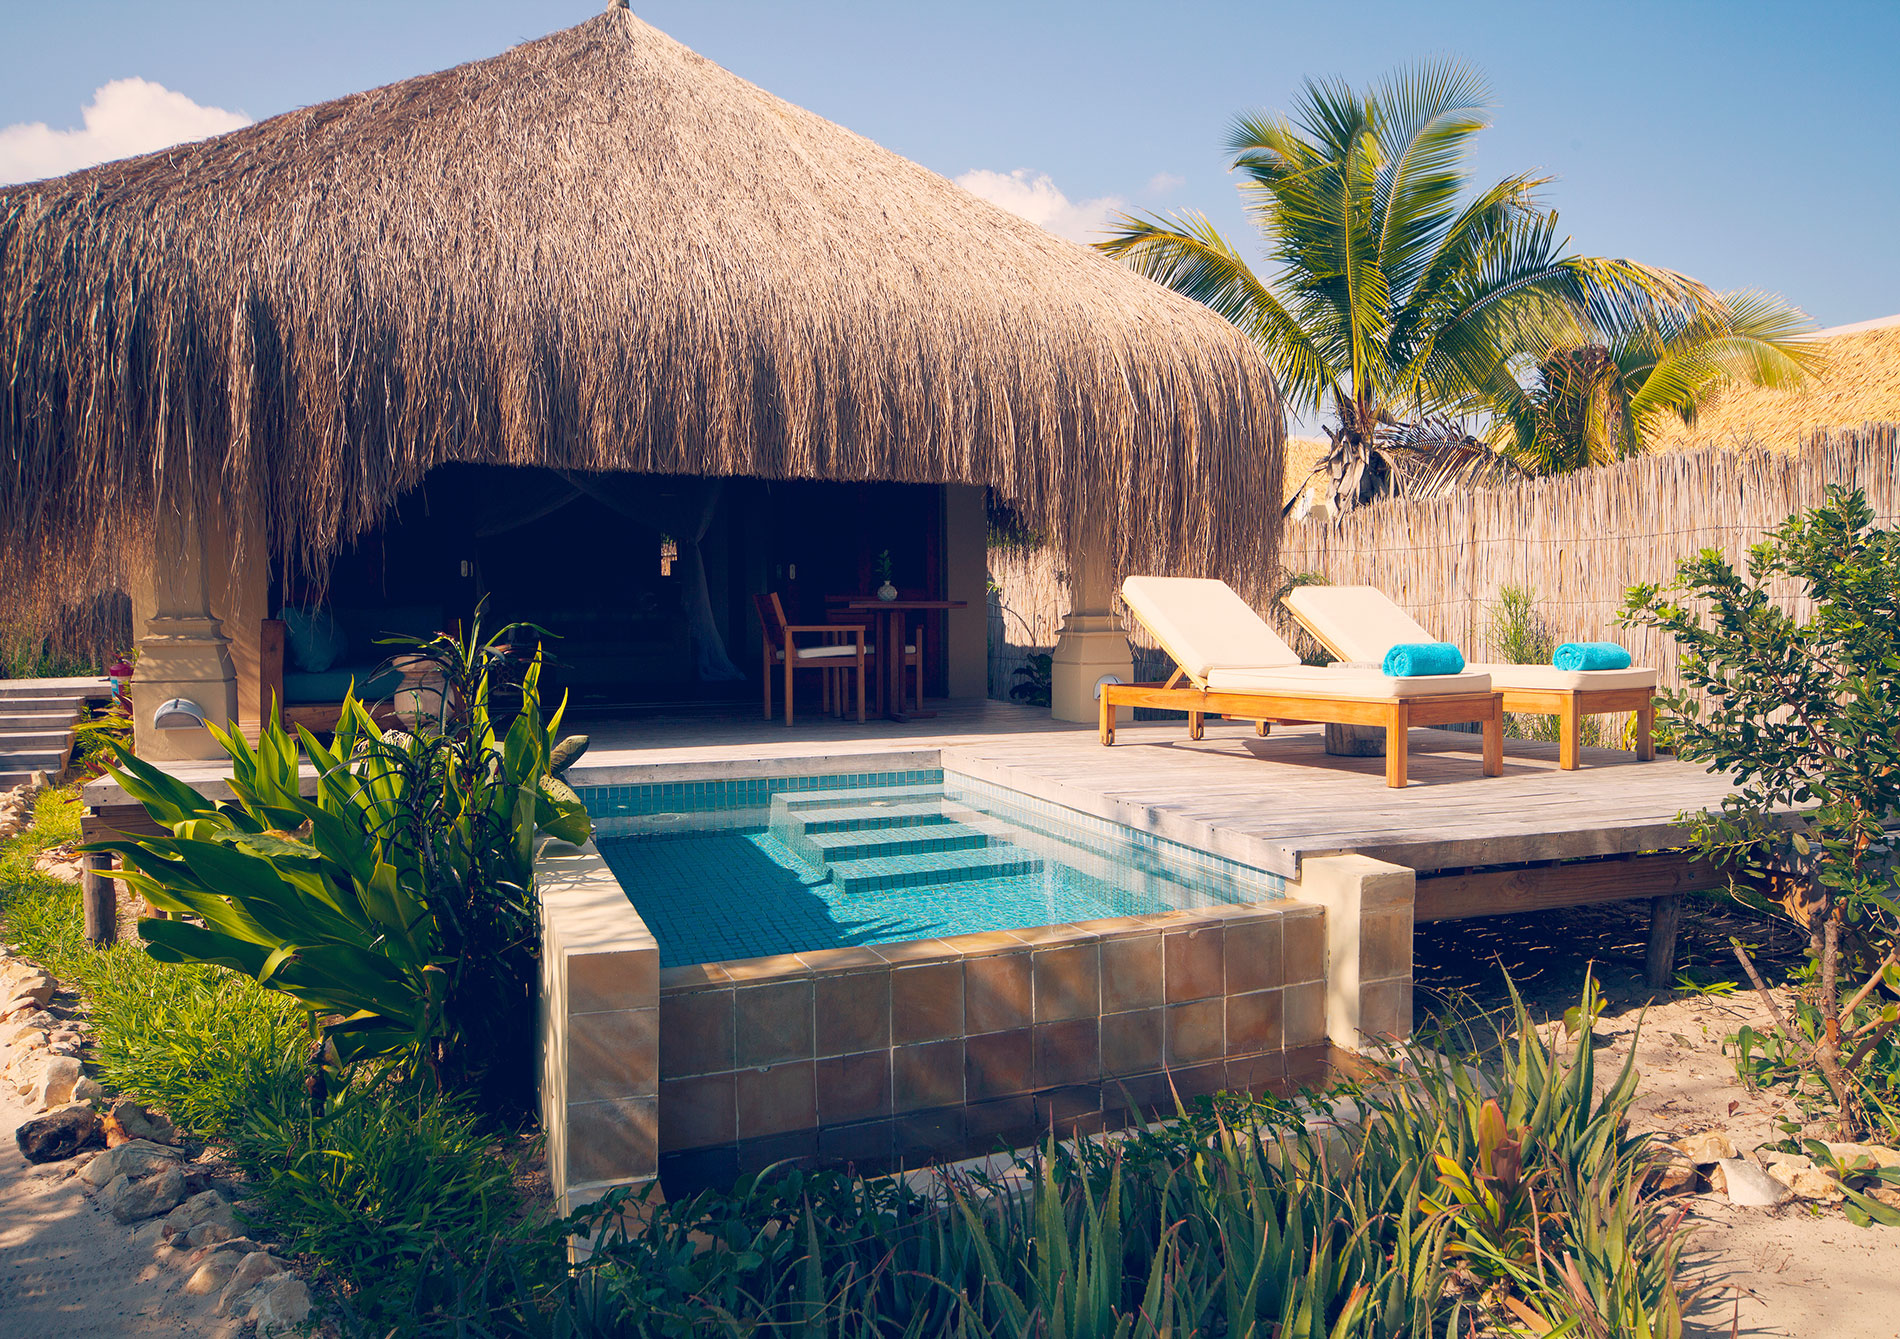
[{"left": 874, "top": 550, "right": 898, "bottom": 601}]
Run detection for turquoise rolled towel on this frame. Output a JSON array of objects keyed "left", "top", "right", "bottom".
[
  {"left": 1553, "top": 642, "right": 1632, "bottom": 671},
  {"left": 1381, "top": 642, "right": 1465, "bottom": 677}
]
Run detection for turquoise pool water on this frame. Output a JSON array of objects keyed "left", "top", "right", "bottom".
[{"left": 582, "top": 769, "right": 1284, "bottom": 968}]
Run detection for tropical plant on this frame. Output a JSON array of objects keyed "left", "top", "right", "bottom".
[
  {"left": 1497, "top": 290, "right": 1819, "bottom": 472},
  {"left": 1008, "top": 652, "right": 1053, "bottom": 707},
  {"left": 1622, "top": 485, "right": 1900, "bottom": 1136},
  {"left": 1100, "top": 59, "right": 1713, "bottom": 513},
  {"left": 86, "top": 618, "right": 590, "bottom": 1106}
]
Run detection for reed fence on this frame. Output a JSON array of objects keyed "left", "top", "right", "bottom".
[{"left": 987, "top": 424, "right": 1899, "bottom": 702}]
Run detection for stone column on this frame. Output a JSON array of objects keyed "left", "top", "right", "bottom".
[
  {"left": 1049, "top": 534, "right": 1133, "bottom": 724},
  {"left": 129, "top": 495, "right": 240, "bottom": 761},
  {"left": 1292, "top": 854, "right": 1416, "bottom": 1047}
]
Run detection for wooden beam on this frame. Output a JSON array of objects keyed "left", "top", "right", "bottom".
[
  {"left": 1414, "top": 850, "right": 1718, "bottom": 923},
  {"left": 1645, "top": 894, "right": 1685, "bottom": 989},
  {"left": 82, "top": 851, "right": 116, "bottom": 946}
]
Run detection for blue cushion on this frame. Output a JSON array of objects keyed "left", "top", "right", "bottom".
[
  {"left": 283, "top": 663, "right": 402, "bottom": 705},
  {"left": 1381, "top": 642, "right": 1466, "bottom": 677},
  {"left": 278, "top": 606, "right": 347, "bottom": 673},
  {"left": 1553, "top": 642, "right": 1632, "bottom": 672}
]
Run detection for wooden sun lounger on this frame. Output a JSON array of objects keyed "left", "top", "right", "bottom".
[{"left": 1098, "top": 671, "right": 1503, "bottom": 789}]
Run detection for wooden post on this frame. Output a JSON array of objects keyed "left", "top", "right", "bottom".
[
  {"left": 82, "top": 851, "right": 116, "bottom": 946},
  {"left": 1644, "top": 893, "right": 1684, "bottom": 989}
]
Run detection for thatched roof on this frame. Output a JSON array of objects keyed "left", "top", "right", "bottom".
[
  {"left": 1646, "top": 317, "right": 1900, "bottom": 453},
  {"left": 0, "top": 5, "right": 1282, "bottom": 621}
]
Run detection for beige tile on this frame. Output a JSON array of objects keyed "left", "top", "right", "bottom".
[
  {"left": 1360, "top": 909, "right": 1414, "bottom": 982},
  {"left": 721, "top": 953, "right": 814, "bottom": 983},
  {"left": 1283, "top": 912, "right": 1325, "bottom": 984},
  {"left": 815, "top": 970, "right": 890, "bottom": 1057},
  {"left": 965, "top": 951, "right": 1032, "bottom": 1033},
  {"left": 568, "top": 948, "right": 658, "bottom": 1014},
  {"left": 1282, "top": 981, "right": 1326, "bottom": 1048},
  {"left": 939, "top": 930, "right": 1027, "bottom": 957},
  {"left": 567, "top": 1008, "right": 659, "bottom": 1101},
  {"left": 658, "top": 1072, "right": 735, "bottom": 1151},
  {"left": 1164, "top": 927, "right": 1224, "bottom": 1002},
  {"left": 892, "top": 1039, "right": 964, "bottom": 1112},
  {"left": 1224, "top": 989, "right": 1282, "bottom": 1057},
  {"left": 798, "top": 946, "right": 887, "bottom": 974},
  {"left": 659, "top": 962, "right": 731, "bottom": 993},
  {"left": 1360, "top": 979, "right": 1413, "bottom": 1042},
  {"left": 1165, "top": 999, "right": 1224, "bottom": 1066},
  {"left": 566, "top": 1097, "right": 658, "bottom": 1184},
  {"left": 659, "top": 988, "right": 733, "bottom": 1078},
  {"left": 736, "top": 1060, "right": 817, "bottom": 1139},
  {"left": 1101, "top": 934, "right": 1163, "bottom": 1012},
  {"left": 871, "top": 938, "right": 961, "bottom": 965},
  {"left": 1033, "top": 943, "right": 1100, "bottom": 1022},
  {"left": 892, "top": 961, "right": 964, "bottom": 1044},
  {"left": 735, "top": 980, "right": 814, "bottom": 1066},
  {"left": 1223, "top": 916, "right": 1284, "bottom": 994}
]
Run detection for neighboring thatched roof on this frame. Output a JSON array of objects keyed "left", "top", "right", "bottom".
[
  {"left": 1281, "top": 437, "right": 1330, "bottom": 505},
  {"left": 0, "top": 5, "right": 1282, "bottom": 621},
  {"left": 1646, "top": 317, "right": 1900, "bottom": 453}
]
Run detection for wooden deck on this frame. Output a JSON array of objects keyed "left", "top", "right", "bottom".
[{"left": 565, "top": 698, "right": 1746, "bottom": 882}]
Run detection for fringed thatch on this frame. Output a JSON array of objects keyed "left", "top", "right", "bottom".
[
  {"left": 1645, "top": 318, "right": 1900, "bottom": 453},
  {"left": 0, "top": 7, "right": 1282, "bottom": 626}
]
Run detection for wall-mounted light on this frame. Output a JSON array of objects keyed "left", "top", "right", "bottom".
[
  {"left": 152, "top": 698, "right": 208, "bottom": 730},
  {"left": 1093, "top": 674, "right": 1124, "bottom": 699}
]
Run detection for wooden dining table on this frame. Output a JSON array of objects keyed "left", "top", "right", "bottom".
[{"left": 841, "top": 598, "right": 967, "bottom": 721}]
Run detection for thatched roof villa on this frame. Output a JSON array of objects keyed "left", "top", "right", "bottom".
[
  {"left": 0, "top": 5, "right": 1281, "bottom": 756},
  {"left": 1645, "top": 313, "right": 1900, "bottom": 453}
]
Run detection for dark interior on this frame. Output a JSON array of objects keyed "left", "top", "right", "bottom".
[{"left": 275, "top": 465, "right": 952, "bottom": 710}]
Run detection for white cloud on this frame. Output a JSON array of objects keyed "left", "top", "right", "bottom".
[
  {"left": 0, "top": 78, "right": 251, "bottom": 186},
  {"left": 954, "top": 168, "right": 1126, "bottom": 245},
  {"left": 1146, "top": 171, "right": 1185, "bottom": 196}
]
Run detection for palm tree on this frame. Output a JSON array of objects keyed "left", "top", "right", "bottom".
[
  {"left": 1098, "top": 61, "right": 1716, "bottom": 513},
  {"left": 1496, "top": 290, "right": 1821, "bottom": 473}
]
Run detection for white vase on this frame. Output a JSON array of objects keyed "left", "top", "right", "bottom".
[{"left": 877, "top": 581, "right": 898, "bottom": 601}]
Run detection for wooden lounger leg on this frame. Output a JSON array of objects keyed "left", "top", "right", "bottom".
[
  {"left": 1559, "top": 698, "right": 1581, "bottom": 770},
  {"left": 1384, "top": 702, "right": 1410, "bottom": 788},
  {"left": 1635, "top": 699, "right": 1656, "bottom": 761},
  {"left": 1482, "top": 697, "right": 1504, "bottom": 778},
  {"left": 1255, "top": 720, "right": 1270, "bottom": 737},
  {"left": 763, "top": 646, "right": 774, "bottom": 719},
  {"left": 1188, "top": 710, "right": 1204, "bottom": 741},
  {"left": 1099, "top": 687, "right": 1116, "bottom": 746}
]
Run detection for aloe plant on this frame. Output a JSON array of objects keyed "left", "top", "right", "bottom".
[{"left": 89, "top": 638, "right": 590, "bottom": 1101}]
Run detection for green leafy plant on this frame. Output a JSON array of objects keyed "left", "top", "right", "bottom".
[
  {"left": 1623, "top": 485, "right": 1900, "bottom": 1136},
  {"left": 1486, "top": 584, "right": 1610, "bottom": 748},
  {"left": 1008, "top": 652, "right": 1053, "bottom": 707},
  {"left": 87, "top": 615, "right": 591, "bottom": 1105}
]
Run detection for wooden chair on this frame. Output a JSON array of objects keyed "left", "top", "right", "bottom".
[{"left": 754, "top": 593, "right": 866, "bottom": 725}]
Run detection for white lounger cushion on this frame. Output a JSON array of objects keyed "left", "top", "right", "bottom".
[
  {"left": 1468, "top": 662, "right": 1657, "bottom": 691},
  {"left": 1284, "top": 585, "right": 1656, "bottom": 690},
  {"left": 1121, "top": 576, "right": 1301, "bottom": 679},
  {"left": 776, "top": 643, "right": 917, "bottom": 661},
  {"left": 1206, "top": 666, "right": 1493, "bottom": 700}
]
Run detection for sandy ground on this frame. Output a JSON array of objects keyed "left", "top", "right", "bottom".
[
  {"left": 1417, "top": 896, "right": 1900, "bottom": 1339},
  {"left": 0, "top": 1080, "right": 243, "bottom": 1338}
]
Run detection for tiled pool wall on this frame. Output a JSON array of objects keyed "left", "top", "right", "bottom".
[
  {"left": 541, "top": 759, "right": 1417, "bottom": 1206},
  {"left": 652, "top": 901, "right": 1327, "bottom": 1187}
]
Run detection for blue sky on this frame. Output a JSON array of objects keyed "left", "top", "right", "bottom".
[{"left": 4, "top": 1, "right": 1897, "bottom": 328}]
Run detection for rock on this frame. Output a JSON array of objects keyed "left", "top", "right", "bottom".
[
  {"left": 130, "top": 1219, "right": 170, "bottom": 1251},
  {"left": 1873, "top": 1188, "right": 1900, "bottom": 1211},
  {"left": 29, "top": 1054, "right": 82, "bottom": 1110},
  {"left": 11, "top": 973, "right": 56, "bottom": 1006},
  {"left": 185, "top": 1251, "right": 241, "bottom": 1296},
  {"left": 6, "top": 1026, "right": 47, "bottom": 1048},
  {"left": 104, "top": 1099, "right": 176, "bottom": 1146},
  {"left": 1651, "top": 1152, "right": 1697, "bottom": 1195},
  {"left": 72, "top": 1076, "right": 105, "bottom": 1102},
  {"left": 1716, "top": 1158, "right": 1794, "bottom": 1207},
  {"left": 185, "top": 1216, "right": 239, "bottom": 1247},
  {"left": 81, "top": 1137, "right": 184, "bottom": 1187},
  {"left": 1763, "top": 1153, "right": 1846, "bottom": 1203},
  {"left": 1, "top": 996, "right": 45, "bottom": 1022},
  {"left": 200, "top": 1236, "right": 265, "bottom": 1258},
  {"left": 1824, "top": 1141, "right": 1900, "bottom": 1170},
  {"left": 216, "top": 1252, "right": 286, "bottom": 1316},
  {"left": 100, "top": 1165, "right": 189, "bottom": 1222},
  {"left": 248, "top": 1274, "right": 312, "bottom": 1336},
  {"left": 1675, "top": 1130, "right": 1739, "bottom": 1165},
  {"left": 162, "top": 1189, "right": 230, "bottom": 1238},
  {"left": 15, "top": 1104, "right": 103, "bottom": 1162}
]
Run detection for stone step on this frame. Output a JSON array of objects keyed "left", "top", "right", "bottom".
[
  {"left": 795, "top": 800, "right": 956, "bottom": 835},
  {"left": 828, "top": 843, "right": 1044, "bottom": 895},
  {"left": 0, "top": 678, "right": 110, "bottom": 700},
  {"left": 0, "top": 770, "right": 50, "bottom": 789},
  {"left": 0, "top": 730, "right": 76, "bottom": 751},
  {"left": 0, "top": 696, "right": 91, "bottom": 715},
  {"left": 774, "top": 784, "right": 944, "bottom": 813},
  {"left": 0, "top": 712, "right": 77, "bottom": 730}
]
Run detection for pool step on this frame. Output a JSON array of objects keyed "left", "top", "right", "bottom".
[
  {"left": 775, "top": 784, "right": 944, "bottom": 813},
  {"left": 794, "top": 800, "right": 956, "bottom": 835},
  {"left": 828, "top": 842, "right": 1046, "bottom": 894},
  {"left": 801, "top": 821, "right": 991, "bottom": 865}
]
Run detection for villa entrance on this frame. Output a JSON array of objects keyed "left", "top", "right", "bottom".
[{"left": 273, "top": 466, "right": 985, "bottom": 713}]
